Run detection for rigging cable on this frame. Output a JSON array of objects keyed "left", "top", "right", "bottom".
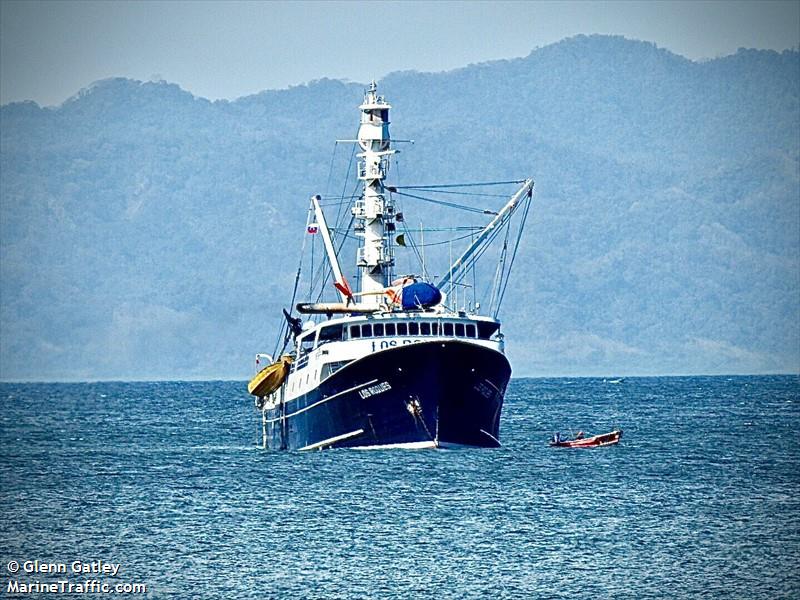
[
  {"left": 324, "top": 141, "right": 339, "bottom": 198},
  {"left": 394, "top": 180, "right": 525, "bottom": 189},
  {"left": 397, "top": 215, "right": 428, "bottom": 281},
  {"left": 333, "top": 225, "right": 481, "bottom": 232},
  {"left": 333, "top": 139, "right": 358, "bottom": 236},
  {"left": 412, "top": 231, "right": 481, "bottom": 247},
  {"left": 328, "top": 141, "right": 361, "bottom": 297},
  {"left": 494, "top": 186, "right": 534, "bottom": 317},
  {"left": 449, "top": 209, "right": 510, "bottom": 287},
  {"left": 327, "top": 227, "right": 482, "bottom": 247},
  {"left": 471, "top": 228, "right": 477, "bottom": 310},
  {"left": 272, "top": 204, "right": 314, "bottom": 358},
  {"left": 488, "top": 219, "right": 512, "bottom": 314},
  {"left": 398, "top": 188, "right": 510, "bottom": 198},
  {"left": 309, "top": 221, "right": 315, "bottom": 298},
  {"left": 392, "top": 160, "right": 411, "bottom": 278},
  {"left": 309, "top": 159, "right": 360, "bottom": 306},
  {"left": 390, "top": 189, "right": 497, "bottom": 215}
]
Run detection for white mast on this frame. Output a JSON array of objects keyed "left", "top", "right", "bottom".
[{"left": 353, "top": 81, "right": 395, "bottom": 306}]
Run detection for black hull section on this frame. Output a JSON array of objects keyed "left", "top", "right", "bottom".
[{"left": 264, "top": 340, "right": 511, "bottom": 450}]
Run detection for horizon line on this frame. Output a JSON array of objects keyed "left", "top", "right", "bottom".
[{"left": 1, "top": 371, "right": 797, "bottom": 385}]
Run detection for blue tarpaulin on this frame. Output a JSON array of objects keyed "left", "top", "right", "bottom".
[{"left": 401, "top": 282, "right": 442, "bottom": 310}]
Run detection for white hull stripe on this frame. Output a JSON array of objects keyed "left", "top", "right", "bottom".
[
  {"left": 353, "top": 440, "right": 489, "bottom": 450},
  {"left": 265, "top": 379, "right": 379, "bottom": 424},
  {"left": 438, "top": 441, "right": 483, "bottom": 449},
  {"left": 479, "top": 429, "right": 501, "bottom": 445},
  {"left": 353, "top": 440, "right": 438, "bottom": 450},
  {"left": 299, "top": 429, "right": 365, "bottom": 451}
]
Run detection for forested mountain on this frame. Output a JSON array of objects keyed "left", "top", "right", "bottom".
[{"left": 1, "top": 35, "right": 798, "bottom": 380}]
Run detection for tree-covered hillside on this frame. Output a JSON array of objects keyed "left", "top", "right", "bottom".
[{"left": 1, "top": 35, "right": 798, "bottom": 380}]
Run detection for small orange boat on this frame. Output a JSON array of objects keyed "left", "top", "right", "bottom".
[{"left": 549, "top": 429, "right": 622, "bottom": 448}]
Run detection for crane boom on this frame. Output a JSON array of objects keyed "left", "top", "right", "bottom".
[
  {"left": 438, "top": 179, "right": 534, "bottom": 290},
  {"left": 311, "top": 194, "right": 352, "bottom": 303}
]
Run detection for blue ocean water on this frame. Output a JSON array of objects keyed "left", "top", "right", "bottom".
[{"left": 1, "top": 376, "right": 798, "bottom": 599}]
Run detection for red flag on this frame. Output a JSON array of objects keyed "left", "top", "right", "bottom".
[{"left": 334, "top": 279, "right": 353, "bottom": 300}]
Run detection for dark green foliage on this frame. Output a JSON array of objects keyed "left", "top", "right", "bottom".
[{"left": 1, "top": 35, "right": 798, "bottom": 379}]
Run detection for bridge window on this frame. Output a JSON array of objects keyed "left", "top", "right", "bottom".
[
  {"left": 455, "top": 323, "right": 465, "bottom": 337},
  {"left": 465, "top": 324, "right": 476, "bottom": 338},
  {"left": 298, "top": 333, "right": 315, "bottom": 356},
  {"left": 362, "top": 324, "right": 373, "bottom": 337},
  {"left": 431, "top": 322, "right": 439, "bottom": 336},
  {"left": 397, "top": 322, "right": 408, "bottom": 336},
  {"left": 318, "top": 324, "right": 343, "bottom": 345},
  {"left": 477, "top": 321, "right": 500, "bottom": 339},
  {"left": 408, "top": 322, "right": 419, "bottom": 336},
  {"left": 373, "top": 323, "right": 384, "bottom": 337},
  {"left": 420, "top": 322, "right": 431, "bottom": 335},
  {"left": 443, "top": 322, "right": 454, "bottom": 336},
  {"left": 350, "top": 325, "right": 361, "bottom": 339},
  {"left": 385, "top": 323, "right": 396, "bottom": 336}
]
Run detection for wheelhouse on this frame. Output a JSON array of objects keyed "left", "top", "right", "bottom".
[{"left": 294, "top": 314, "right": 502, "bottom": 355}]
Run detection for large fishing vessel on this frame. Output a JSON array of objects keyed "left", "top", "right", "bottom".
[{"left": 248, "top": 82, "right": 534, "bottom": 450}]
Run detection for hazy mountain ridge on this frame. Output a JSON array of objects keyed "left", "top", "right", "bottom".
[{"left": 1, "top": 35, "right": 798, "bottom": 379}]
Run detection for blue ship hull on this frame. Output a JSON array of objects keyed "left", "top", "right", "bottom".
[{"left": 263, "top": 340, "right": 511, "bottom": 450}]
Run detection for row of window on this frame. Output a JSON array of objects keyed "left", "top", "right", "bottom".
[
  {"left": 303, "top": 320, "right": 501, "bottom": 349},
  {"left": 351, "top": 321, "right": 477, "bottom": 339}
]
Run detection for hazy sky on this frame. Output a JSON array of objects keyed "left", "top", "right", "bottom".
[{"left": 1, "top": 0, "right": 798, "bottom": 107}]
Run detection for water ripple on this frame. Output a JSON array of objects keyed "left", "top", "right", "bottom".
[{"left": 1, "top": 376, "right": 798, "bottom": 598}]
